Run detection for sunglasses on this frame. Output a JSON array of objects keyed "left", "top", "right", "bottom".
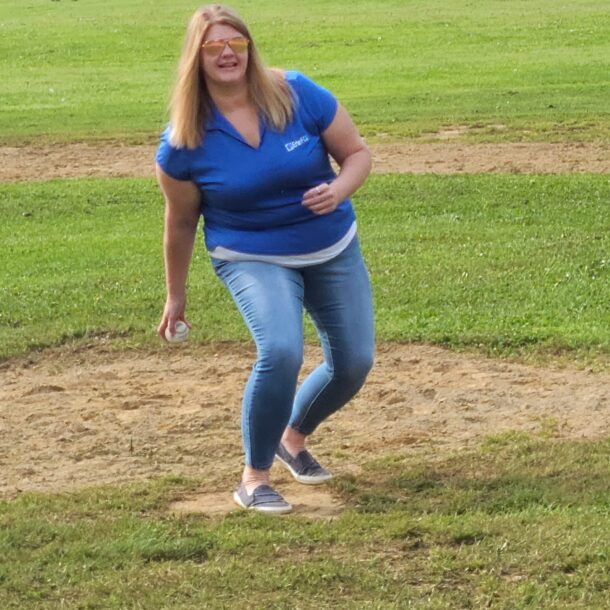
[{"left": 201, "top": 37, "right": 250, "bottom": 57}]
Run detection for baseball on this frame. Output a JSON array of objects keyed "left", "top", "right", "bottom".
[{"left": 165, "top": 320, "right": 189, "bottom": 343}]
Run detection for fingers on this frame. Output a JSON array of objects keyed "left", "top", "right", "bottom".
[
  {"left": 302, "top": 183, "right": 339, "bottom": 215},
  {"left": 158, "top": 317, "right": 171, "bottom": 340},
  {"left": 301, "top": 183, "right": 328, "bottom": 205},
  {"left": 158, "top": 303, "right": 189, "bottom": 341},
  {"left": 159, "top": 317, "right": 190, "bottom": 341}
]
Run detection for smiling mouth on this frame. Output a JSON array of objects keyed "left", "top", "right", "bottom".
[{"left": 218, "top": 62, "right": 238, "bottom": 69}]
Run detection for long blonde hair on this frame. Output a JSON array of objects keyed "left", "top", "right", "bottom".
[{"left": 169, "top": 4, "right": 294, "bottom": 149}]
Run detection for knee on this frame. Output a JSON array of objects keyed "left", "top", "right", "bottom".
[
  {"left": 335, "top": 349, "right": 374, "bottom": 388},
  {"left": 257, "top": 340, "right": 303, "bottom": 375}
]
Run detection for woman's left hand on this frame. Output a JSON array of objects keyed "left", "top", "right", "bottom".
[{"left": 302, "top": 182, "right": 340, "bottom": 215}]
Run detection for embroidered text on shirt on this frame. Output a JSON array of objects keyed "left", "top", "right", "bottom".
[{"left": 284, "top": 135, "right": 310, "bottom": 152}]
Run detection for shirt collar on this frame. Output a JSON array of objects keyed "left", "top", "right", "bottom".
[
  {"left": 204, "top": 104, "right": 227, "bottom": 132},
  {"left": 204, "top": 103, "right": 266, "bottom": 149}
]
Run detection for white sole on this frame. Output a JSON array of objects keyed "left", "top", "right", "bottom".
[
  {"left": 232, "top": 491, "right": 293, "bottom": 514},
  {"left": 275, "top": 455, "right": 333, "bottom": 485}
]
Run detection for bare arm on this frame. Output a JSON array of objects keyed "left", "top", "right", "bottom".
[
  {"left": 301, "top": 104, "right": 372, "bottom": 215},
  {"left": 156, "top": 164, "right": 201, "bottom": 340}
]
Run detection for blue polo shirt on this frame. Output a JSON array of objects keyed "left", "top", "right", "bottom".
[{"left": 156, "top": 71, "right": 356, "bottom": 257}]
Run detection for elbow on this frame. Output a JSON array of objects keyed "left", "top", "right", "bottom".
[
  {"left": 340, "top": 140, "right": 372, "bottom": 171},
  {"left": 165, "top": 210, "right": 200, "bottom": 236},
  {"left": 351, "top": 140, "right": 372, "bottom": 177},
  {"left": 178, "top": 215, "right": 200, "bottom": 234},
  {"left": 361, "top": 142, "right": 372, "bottom": 174}
]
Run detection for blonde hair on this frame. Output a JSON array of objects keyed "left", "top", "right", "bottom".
[{"left": 169, "top": 4, "right": 294, "bottom": 149}]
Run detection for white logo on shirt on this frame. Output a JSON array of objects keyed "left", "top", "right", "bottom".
[{"left": 285, "top": 135, "right": 309, "bottom": 152}]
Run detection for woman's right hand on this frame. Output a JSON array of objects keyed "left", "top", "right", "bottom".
[{"left": 158, "top": 295, "right": 189, "bottom": 341}]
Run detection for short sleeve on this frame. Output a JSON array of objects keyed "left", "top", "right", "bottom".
[
  {"left": 286, "top": 71, "right": 338, "bottom": 133},
  {"left": 155, "top": 126, "right": 192, "bottom": 181}
]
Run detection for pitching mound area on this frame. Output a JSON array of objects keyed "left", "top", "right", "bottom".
[{"left": 1, "top": 341, "right": 608, "bottom": 518}]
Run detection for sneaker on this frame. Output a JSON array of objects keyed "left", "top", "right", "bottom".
[
  {"left": 276, "top": 443, "right": 333, "bottom": 485},
  {"left": 233, "top": 483, "right": 293, "bottom": 514}
]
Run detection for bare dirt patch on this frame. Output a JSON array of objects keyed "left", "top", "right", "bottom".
[
  {"left": 1, "top": 141, "right": 608, "bottom": 183},
  {"left": 1, "top": 341, "right": 608, "bottom": 517}
]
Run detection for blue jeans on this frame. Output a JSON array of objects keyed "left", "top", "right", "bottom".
[{"left": 212, "top": 236, "right": 375, "bottom": 470}]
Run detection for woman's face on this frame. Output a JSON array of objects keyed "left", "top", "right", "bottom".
[{"left": 200, "top": 23, "right": 249, "bottom": 88}]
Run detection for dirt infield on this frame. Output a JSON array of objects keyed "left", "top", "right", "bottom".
[
  {"left": 1, "top": 141, "right": 608, "bottom": 182},
  {"left": 1, "top": 341, "right": 609, "bottom": 516}
]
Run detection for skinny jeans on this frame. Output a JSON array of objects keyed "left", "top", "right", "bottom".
[{"left": 211, "top": 236, "right": 375, "bottom": 470}]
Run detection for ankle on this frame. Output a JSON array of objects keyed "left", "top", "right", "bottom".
[
  {"left": 281, "top": 427, "right": 307, "bottom": 458},
  {"left": 242, "top": 467, "right": 270, "bottom": 495}
]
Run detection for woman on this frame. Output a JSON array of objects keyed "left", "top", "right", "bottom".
[{"left": 156, "top": 4, "right": 374, "bottom": 514}]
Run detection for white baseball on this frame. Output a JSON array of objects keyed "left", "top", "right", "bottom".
[{"left": 165, "top": 320, "right": 189, "bottom": 343}]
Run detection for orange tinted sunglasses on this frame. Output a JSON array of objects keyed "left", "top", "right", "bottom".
[{"left": 201, "top": 37, "right": 250, "bottom": 56}]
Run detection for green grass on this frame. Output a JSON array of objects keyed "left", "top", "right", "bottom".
[
  {"left": 1, "top": 0, "right": 609, "bottom": 143},
  {"left": 1, "top": 174, "right": 608, "bottom": 364},
  {"left": 364, "top": 174, "right": 610, "bottom": 361},
  {"left": 1, "top": 434, "right": 609, "bottom": 608}
]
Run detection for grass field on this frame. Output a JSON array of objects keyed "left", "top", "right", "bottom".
[
  {"left": 1, "top": 0, "right": 609, "bottom": 143},
  {"left": 1, "top": 174, "right": 608, "bottom": 363},
  {"left": 1, "top": 434, "right": 609, "bottom": 608},
  {"left": 1, "top": 1, "right": 609, "bottom": 608}
]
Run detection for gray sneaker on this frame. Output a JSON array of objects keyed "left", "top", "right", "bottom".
[
  {"left": 233, "top": 483, "right": 293, "bottom": 514},
  {"left": 276, "top": 443, "right": 333, "bottom": 485}
]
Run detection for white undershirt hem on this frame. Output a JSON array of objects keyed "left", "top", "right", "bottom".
[{"left": 209, "top": 221, "right": 357, "bottom": 268}]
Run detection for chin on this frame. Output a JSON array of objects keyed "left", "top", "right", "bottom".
[{"left": 213, "top": 71, "right": 246, "bottom": 85}]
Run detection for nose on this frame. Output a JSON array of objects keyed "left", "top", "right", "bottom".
[{"left": 219, "top": 42, "right": 235, "bottom": 57}]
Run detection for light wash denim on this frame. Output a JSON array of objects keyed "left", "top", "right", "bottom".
[{"left": 212, "top": 236, "right": 375, "bottom": 469}]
